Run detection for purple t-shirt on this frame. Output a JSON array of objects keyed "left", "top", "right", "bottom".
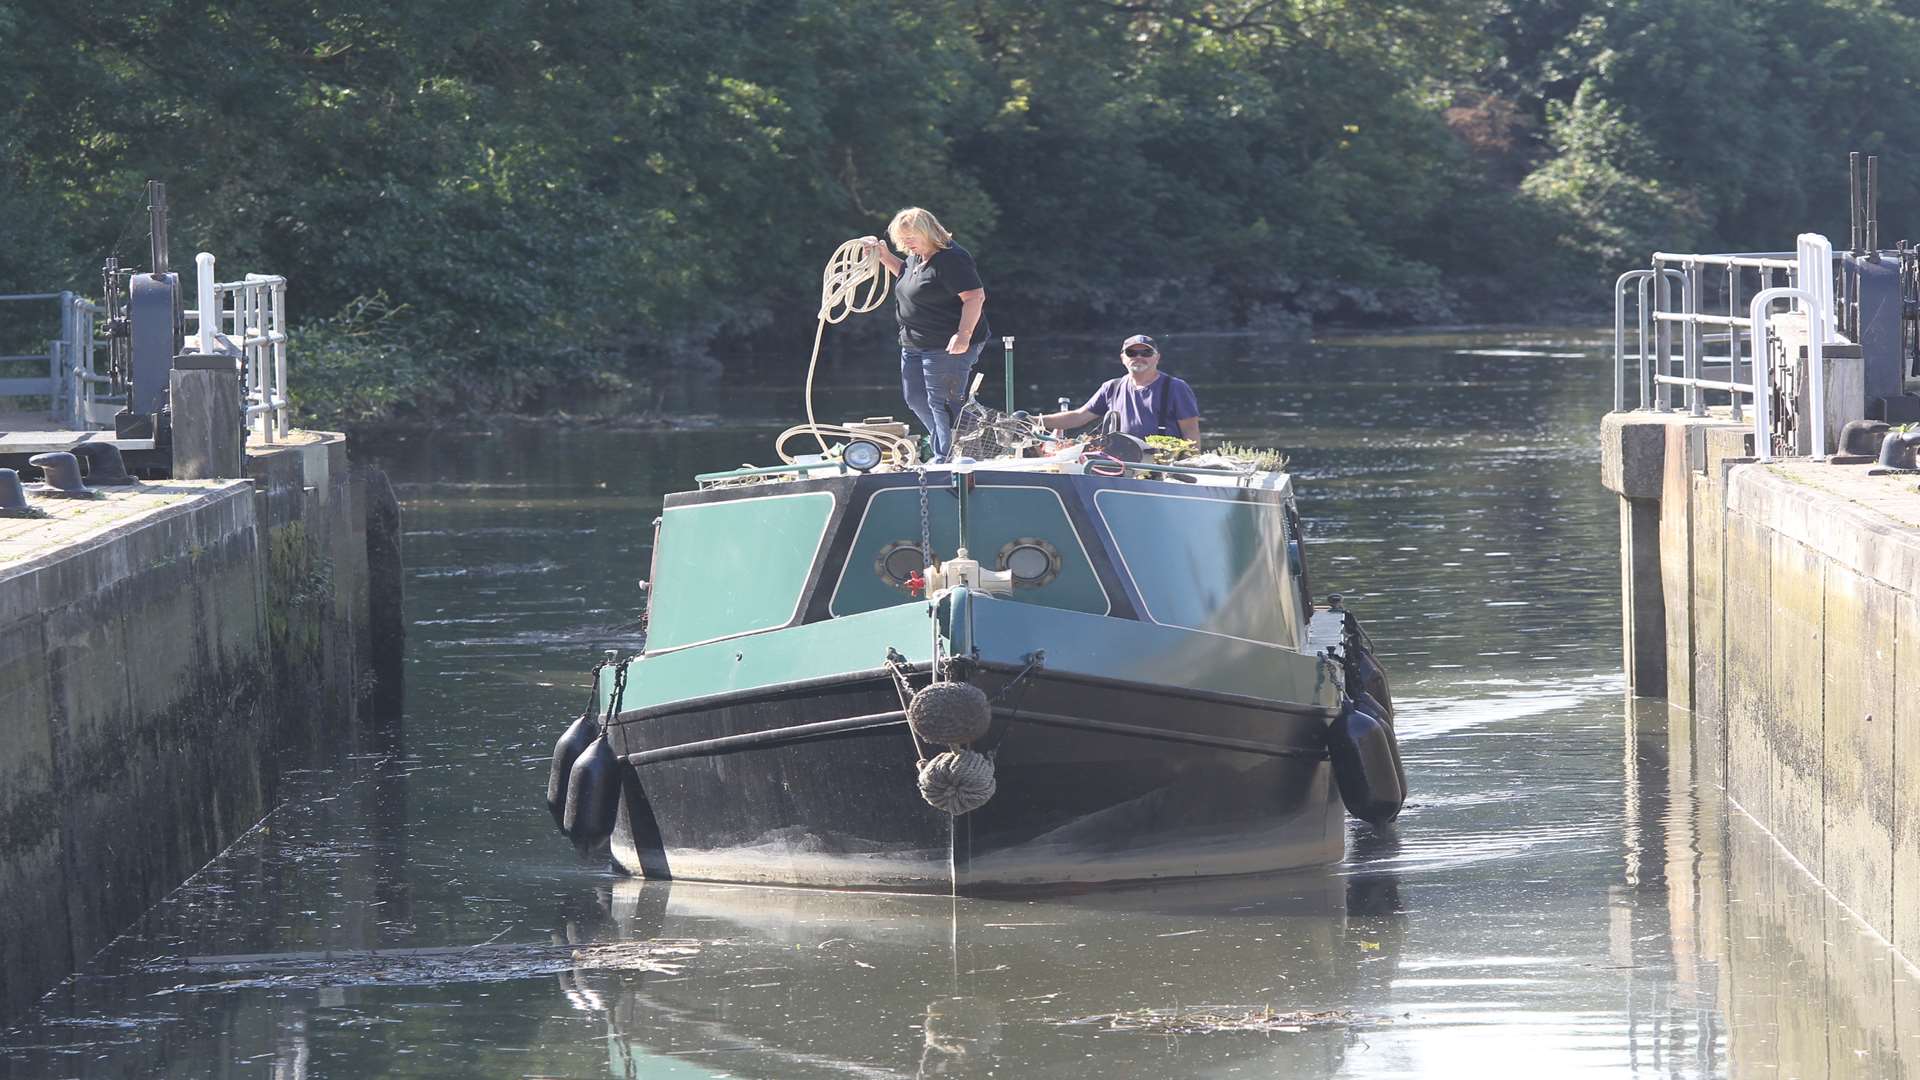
[{"left": 1081, "top": 374, "right": 1200, "bottom": 438}]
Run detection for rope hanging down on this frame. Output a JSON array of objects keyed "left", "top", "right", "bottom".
[{"left": 775, "top": 238, "right": 921, "bottom": 467}]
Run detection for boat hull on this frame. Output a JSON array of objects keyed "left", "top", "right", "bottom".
[{"left": 607, "top": 665, "right": 1343, "bottom": 893}]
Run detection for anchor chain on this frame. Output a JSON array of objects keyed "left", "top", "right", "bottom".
[
  {"left": 917, "top": 466, "right": 933, "bottom": 575},
  {"left": 602, "top": 656, "right": 630, "bottom": 727}
]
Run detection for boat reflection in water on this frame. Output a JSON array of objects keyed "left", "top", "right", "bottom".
[{"left": 561, "top": 870, "right": 1407, "bottom": 1078}]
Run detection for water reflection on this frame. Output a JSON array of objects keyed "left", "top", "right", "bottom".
[
  {"left": 3, "top": 330, "right": 1918, "bottom": 1076},
  {"left": 573, "top": 873, "right": 1385, "bottom": 1078},
  {"left": 1637, "top": 698, "right": 1920, "bottom": 1077}
]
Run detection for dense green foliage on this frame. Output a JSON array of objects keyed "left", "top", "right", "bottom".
[{"left": 2, "top": 0, "right": 1917, "bottom": 423}]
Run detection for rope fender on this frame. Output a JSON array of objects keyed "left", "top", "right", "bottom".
[
  {"left": 906, "top": 681, "right": 992, "bottom": 745},
  {"left": 917, "top": 750, "right": 997, "bottom": 816}
]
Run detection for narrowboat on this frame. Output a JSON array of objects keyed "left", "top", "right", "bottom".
[{"left": 544, "top": 415, "right": 1403, "bottom": 894}]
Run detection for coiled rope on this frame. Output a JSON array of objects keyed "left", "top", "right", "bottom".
[
  {"left": 916, "top": 749, "right": 997, "bottom": 816},
  {"left": 775, "top": 238, "right": 920, "bottom": 467}
]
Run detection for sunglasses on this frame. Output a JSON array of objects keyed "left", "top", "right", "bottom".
[{"left": 1124, "top": 347, "right": 1156, "bottom": 358}]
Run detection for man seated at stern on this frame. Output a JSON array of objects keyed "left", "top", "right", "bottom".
[{"left": 1040, "top": 334, "right": 1201, "bottom": 443}]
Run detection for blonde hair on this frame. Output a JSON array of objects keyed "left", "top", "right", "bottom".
[{"left": 887, "top": 207, "right": 954, "bottom": 251}]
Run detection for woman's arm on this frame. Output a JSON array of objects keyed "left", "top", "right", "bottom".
[
  {"left": 860, "top": 236, "right": 904, "bottom": 276},
  {"left": 947, "top": 289, "right": 985, "bottom": 354}
]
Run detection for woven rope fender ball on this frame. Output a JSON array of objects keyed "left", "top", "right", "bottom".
[
  {"left": 907, "top": 681, "right": 992, "bottom": 746},
  {"left": 917, "top": 750, "right": 996, "bottom": 815}
]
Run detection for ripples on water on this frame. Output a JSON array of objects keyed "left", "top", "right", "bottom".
[{"left": 4, "top": 331, "right": 1917, "bottom": 1078}]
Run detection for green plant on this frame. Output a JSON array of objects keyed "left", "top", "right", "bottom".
[
  {"left": 1143, "top": 435, "right": 1197, "bottom": 464},
  {"left": 1214, "top": 443, "right": 1288, "bottom": 472}
]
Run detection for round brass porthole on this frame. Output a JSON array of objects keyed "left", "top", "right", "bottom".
[
  {"left": 875, "top": 541, "right": 926, "bottom": 589},
  {"left": 996, "top": 537, "right": 1062, "bottom": 588}
]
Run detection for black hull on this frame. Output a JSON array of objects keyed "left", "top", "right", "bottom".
[{"left": 606, "top": 669, "right": 1344, "bottom": 893}]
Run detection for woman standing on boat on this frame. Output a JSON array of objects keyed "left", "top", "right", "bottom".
[{"left": 861, "top": 208, "right": 990, "bottom": 462}]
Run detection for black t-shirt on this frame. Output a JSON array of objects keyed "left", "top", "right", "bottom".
[{"left": 894, "top": 244, "right": 991, "bottom": 349}]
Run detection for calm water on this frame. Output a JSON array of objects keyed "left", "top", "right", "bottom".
[{"left": 5, "top": 330, "right": 1917, "bottom": 1078}]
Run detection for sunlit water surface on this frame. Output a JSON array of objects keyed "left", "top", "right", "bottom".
[{"left": 4, "top": 331, "right": 1917, "bottom": 1078}]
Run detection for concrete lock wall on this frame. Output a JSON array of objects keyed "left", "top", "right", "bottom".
[
  {"left": 1602, "top": 411, "right": 1920, "bottom": 966},
  {"left": 0, "top": 432, "right": 402, "bottom": 1020}
]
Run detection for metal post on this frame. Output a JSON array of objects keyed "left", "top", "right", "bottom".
[
  {"left": 58, "top": 290, "right": 76, "bottom": 425},
  {"left": 196, "top": 252, "right": 217, "bottom": 350},
  {"left": 1652, "top": 265, "right": 1672, "bottom": 412},
  {"left": 1850, "top": 151, "right": 1863, "bottom": 254},
  {"left": 1682, "top": 263, "right": 1703, "bottom": 415},
  {"left": 1749, "top": 286, "right": 1821, "bottom": 463},
  {"left": 1613, "top": 272, "right": 1644, "bottom": 412},
  {"left": 1001, "top": 335, "right": 1015, "bottom": 414},
  {"left": 249, "top": 284, "right": 266, "bottom": 441},
  {"left": 1867, "top": 156, "right": 1880, "bottom": 254},
  {"left": 272, "top": 280, "right": 288, "bottom": 439},
  {"left": 1727, "top": 264, "right": 1743, "bottom": 422},
  {"left": 44, "top": 339, "right": 60, "bottom": 422},
  {"left": 1636, "top": 276, "right": 1653, "bottom": 409},
  {"left": 147, "top": 180, "right": 169, "bottom": 277}
]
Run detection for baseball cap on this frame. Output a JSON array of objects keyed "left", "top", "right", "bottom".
[{"left": 1122, "top": 334, "right": 1157, "bottom": 351}]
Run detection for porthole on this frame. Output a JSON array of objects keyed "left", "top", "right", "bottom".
[
  {"left": 997, "top": 537, "right": 1062, "bottom": 588},
  {"left": 876, "top": 541, "right": 926, "bottom": 589}
]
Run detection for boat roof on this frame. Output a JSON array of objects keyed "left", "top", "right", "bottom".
[{"left": 693, "top": 451, "right": 1293, "bottom": 494}]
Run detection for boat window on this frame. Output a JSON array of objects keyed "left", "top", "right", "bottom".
[
  {"left": 876, "top": 541, "right": 926, "bottom": 588},
  {"left": 830, "top": 485, "right": 1107, "bottom": 616}
]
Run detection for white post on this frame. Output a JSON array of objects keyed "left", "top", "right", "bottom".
[
  {"left": 58, "top": 290, "right": 76, "bottom": 424},
  {"left": 250, "top": 283, "right": 266, "bottom": 442},
  {"left": 1794, "top": 233, "right": 1836, "bottom": 340},
  {"left": 196, "top": 252, "right": 217, "bottom": 351},
  {"left": 271, "top": 280, "right": 288, "bottom": 440}
]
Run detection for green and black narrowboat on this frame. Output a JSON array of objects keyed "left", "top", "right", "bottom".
[{"left": 546, "top": 448, "right": 1403, "bottom": 894}]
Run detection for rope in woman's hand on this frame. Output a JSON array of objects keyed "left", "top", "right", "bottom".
[
  {"left": 820, "top": 237, "right": 891, "bottom": 323},
  {"left": 787, "top": 238, "right": 916, "bottom": 464}
]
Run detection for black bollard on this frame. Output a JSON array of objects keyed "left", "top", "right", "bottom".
[
  {"left": 0, "top": 469, "right": 41, "bottom": 518},
  {"left": 69, "top": 442, "right": 138, "bottom": 485},
  {"left": 27, "top": 452, "right": 98, "bottom": 498}
]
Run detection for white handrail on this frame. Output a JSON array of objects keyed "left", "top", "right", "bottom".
[
  {"left": 1613, "top": 270, "right": 1656, "bottom": 412},
  {"left": 1630, "top": 233, "right": 1841, "bottom": 445},
  {"left": 188, "top": 251, "right": 290, "bottom": 443},
  {"left": 1795, "top": 234, "right": 1836, "bottom": 340},
  {"left": 1748, "top": 286, "right": 1824, "bottom": 462}
]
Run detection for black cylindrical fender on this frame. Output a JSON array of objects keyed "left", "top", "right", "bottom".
[
  {"left": 1353, "top": 690, "right": 1407, "bottom": 801},
  {"left": 564, "top": 734, "right": 623, "bottom": 850},
  {"left": 1347, "top": 647, "right": 1393, "bottom": 721},
  {"left": 1326, "top": 703, "right": 1405, "bottom": 827},
  {"left": 547, "top": 712, "right": 599, "bottom": 831}
]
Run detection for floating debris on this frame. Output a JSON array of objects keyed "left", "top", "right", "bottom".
[
  {"left": 137, "top": 938, "right": 702, "bottom": 994},
  {"left": 1055, "top": 1006, "right": 1365, "bottom": 1036},
  {"left": 571, "top": 940, "right": 701, "bottom": 973}
]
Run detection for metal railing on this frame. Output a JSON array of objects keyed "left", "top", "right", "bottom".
[
  {"left": 0, "top": 290, "right": 114, "bottom": 425},
  {"left": 1615, "top": 233, "right": 1838, "bottom": 462},
  {"left": 187, "top": 251, "right": 290, "bottom": 442}
]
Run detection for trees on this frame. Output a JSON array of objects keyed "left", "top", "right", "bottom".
[{"left": 2, "top": 0, "right": 1917, "bottom": 422}]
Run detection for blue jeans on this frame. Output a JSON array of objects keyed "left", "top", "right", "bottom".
[{"left": 900, "top": 342, "right": 983, "bottom": 461}]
